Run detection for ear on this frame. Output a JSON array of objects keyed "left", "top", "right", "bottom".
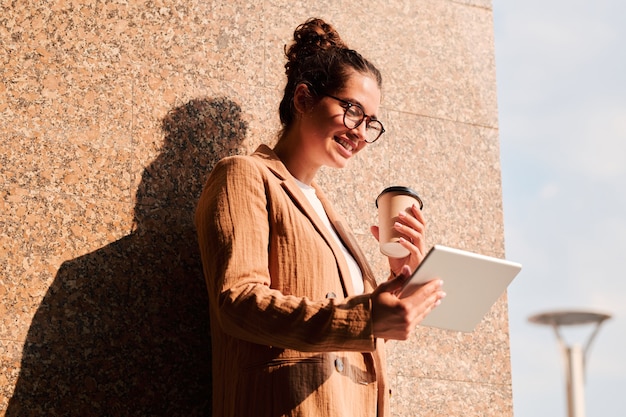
[{"left": 293, "top": 83, "right": 315, "bottom": 114}]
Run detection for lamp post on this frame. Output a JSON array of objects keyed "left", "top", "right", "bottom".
[{"left": 528, "top": 309, "right": 611, "bottom": 417}]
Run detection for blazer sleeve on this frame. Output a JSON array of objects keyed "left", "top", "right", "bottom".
[{"left": 195, "top": 156, "right": 376, "bottom": 352}]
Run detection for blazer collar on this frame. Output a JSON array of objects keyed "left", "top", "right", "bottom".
[
  {"left": 251, "top": 144, "right": 375, "bottom": 296},
  {"left": 251, "top": 144, "right": 291, "bottom": 180}
]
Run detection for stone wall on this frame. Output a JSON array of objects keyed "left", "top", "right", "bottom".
[{"left": 0, "top": 1, "right": 510, "bottom": 415}]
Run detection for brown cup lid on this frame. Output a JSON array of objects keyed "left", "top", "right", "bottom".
[{"left": 375, "top": 186, "right": 423, "bottom": 210}]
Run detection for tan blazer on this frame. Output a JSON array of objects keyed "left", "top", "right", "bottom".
[{"left": 195, "top": 145, "right": 388, "bottom": 417}]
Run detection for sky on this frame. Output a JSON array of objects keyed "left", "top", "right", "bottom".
[{"left": 493, "top": 0, "right": 626, "bottom": 416}]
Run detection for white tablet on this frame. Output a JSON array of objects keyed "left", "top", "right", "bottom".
[{"left": 399, "top": 245, "right": 522, "bottom": 332}]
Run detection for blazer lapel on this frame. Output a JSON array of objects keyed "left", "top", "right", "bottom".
[
  {"left": 252, "top": 145, "right": 357, "bottom": 297},
  {"left": 281, "top": 179, "right": 356, "bottom": 297}
]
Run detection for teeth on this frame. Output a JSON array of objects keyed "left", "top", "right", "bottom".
[{"left": 335, "top": 137, "right": 354, "bottom": 152}]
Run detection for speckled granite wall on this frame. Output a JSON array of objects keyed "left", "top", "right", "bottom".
[{"left": 1, "top": 1, "right": 510, "bottom": 416}]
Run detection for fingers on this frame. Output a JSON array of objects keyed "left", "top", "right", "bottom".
[
  {"left": 392, "top": 206, "right": 427, "bottom": 264},
  {"left": 372, "top": 275, "right": 445, "bottom": 340},
  {"left": 398, "top": 281, "right": 445, "bottom": 337},
  {"left": 395, "top": 204, "right": 425, "bottom": 243},
  {"left": 404, "top": 279, "right": 444, "bottom": 307},
  {"left": 374, "top": 265, "right": 412, "bottom": 294},
  {"left": 406, "top": 279, "right": 446, "bottom": 324},
  {"left": 378, "top": 203, "right": 428, "bottom": 275}
]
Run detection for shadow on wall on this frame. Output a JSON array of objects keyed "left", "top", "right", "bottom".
[{"left": 6, "top": 97, "right": 248, "bottom": 417}]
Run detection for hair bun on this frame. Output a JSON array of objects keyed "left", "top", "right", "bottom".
[{"left": 284, "top": 18, "right": 346, "bottom": 77}]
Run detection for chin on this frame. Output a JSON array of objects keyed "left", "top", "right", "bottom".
[{"left": 332, "top": 156, "right": 351, "bottom": 169}]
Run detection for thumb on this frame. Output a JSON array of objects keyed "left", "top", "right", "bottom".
[
  {"left": 375, "top": 265, "right": 412, "bottom": 295},
  {"left": 370, "top": 225, "right": 380, "bottom": 242}
]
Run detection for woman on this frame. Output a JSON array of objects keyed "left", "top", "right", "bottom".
[{"left": 195, "top": 18, "right": 445, "bottom": 417}]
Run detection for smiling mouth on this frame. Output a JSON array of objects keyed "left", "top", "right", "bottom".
[{"left": 334, "top": 137, "right": 355, "bottom": 152}]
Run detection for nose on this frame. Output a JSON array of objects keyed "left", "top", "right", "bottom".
[{"left": 350, "top": 122, "right": 368, "bottom": 142}]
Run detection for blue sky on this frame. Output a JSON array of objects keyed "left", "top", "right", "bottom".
[{"left": 493, "top": 0, "right": 626, "bottom": 416}]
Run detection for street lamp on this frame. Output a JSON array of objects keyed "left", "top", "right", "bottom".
[{"left": 528, "top": 309, "right": 611, "bottom": 417}]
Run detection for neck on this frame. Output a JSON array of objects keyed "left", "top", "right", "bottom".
[{"left": 273, "top": 132, "right": 319, "bottom": 185}]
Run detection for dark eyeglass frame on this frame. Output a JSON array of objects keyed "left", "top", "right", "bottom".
[{"left": 325, "top": 94, "right": 385, "bottom": 143}]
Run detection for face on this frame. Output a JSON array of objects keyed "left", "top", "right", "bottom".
[{"left": 296, "top": 71, "right": 382, "bottom": 170}]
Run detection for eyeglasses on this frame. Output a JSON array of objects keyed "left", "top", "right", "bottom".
[{"left": 325, "top": 95, "right": 385, "bottom": 143}]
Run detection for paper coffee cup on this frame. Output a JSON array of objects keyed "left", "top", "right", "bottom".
[{"left": 375, "top": 186, "right": 423, "bottom": 258}]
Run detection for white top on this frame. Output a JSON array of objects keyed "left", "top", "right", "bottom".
[{"left": 294, "top": 179, "right": 365, "bottom": 295}]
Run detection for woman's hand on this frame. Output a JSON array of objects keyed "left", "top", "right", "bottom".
[
  {"left": 370, "top": 265, "right": 445, "bottom": 340},
  {"left": 370, "top": 203, "right": 427, "bottom": 277}
]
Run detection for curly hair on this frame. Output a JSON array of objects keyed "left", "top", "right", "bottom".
[{"left": 278, "top": 18, "right": 382, "bottom": 130}]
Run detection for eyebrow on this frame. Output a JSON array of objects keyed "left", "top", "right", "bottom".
[{"left": 340, "top": 96, "right": 380, "bottom": 120}]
